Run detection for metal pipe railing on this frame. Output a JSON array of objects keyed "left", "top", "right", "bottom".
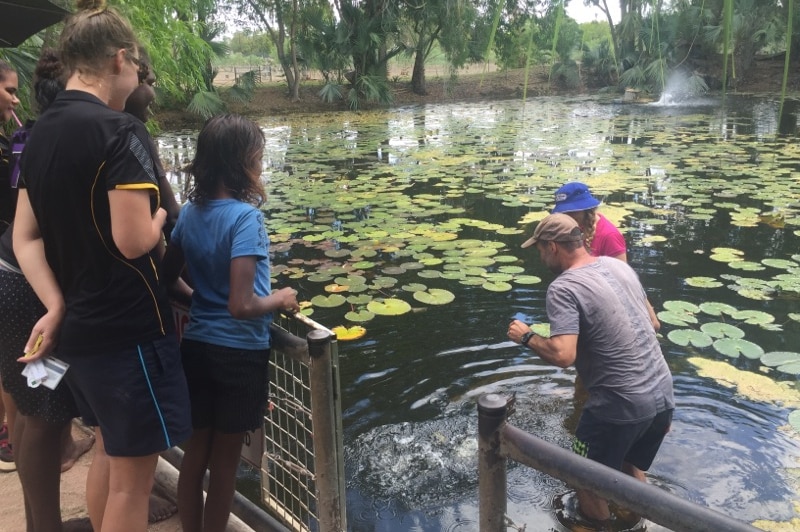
[
  {"left": 307, "top": 328, "right": 346, "bottom": 532},
  {"left": 478, "top": 393, "right": 763, "bottom": 532}
]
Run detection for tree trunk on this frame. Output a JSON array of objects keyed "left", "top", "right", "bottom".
[{"left": 411, "top": 45, "right": 427, "bottom": 95}]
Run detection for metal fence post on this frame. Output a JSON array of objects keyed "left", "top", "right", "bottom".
[
  {"left": 478, "top": 394, "right": 509, "bottom": 532},
  {"left": 307, "top": 328, "right": 345, "bottom": 532}
]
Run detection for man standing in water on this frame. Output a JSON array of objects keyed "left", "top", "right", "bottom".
[{"left": 507, "top": 213, "right": 674, "bottom": 528}]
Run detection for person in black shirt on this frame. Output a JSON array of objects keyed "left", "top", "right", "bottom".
[{"left": 13, "top": 2, "right": 191, "bottom": 531}]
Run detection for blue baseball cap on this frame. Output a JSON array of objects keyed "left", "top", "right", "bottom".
[{"left": 551, "top": 182, "right": 601, "bottom": 213}]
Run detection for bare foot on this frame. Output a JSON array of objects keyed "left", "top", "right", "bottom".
[
  {"left": 148, "top": 493, "right": 178, "bottom": 523},
  {"left": 62, "top": 517, "right": 93, "bottom": 532},
  {"left": 61, "top": 435, "right": 95, "bottom": 473}
]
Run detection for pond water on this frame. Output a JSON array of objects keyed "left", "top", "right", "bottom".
[{"left": 158, "top": 94, "right": 800, "bottom": 531}]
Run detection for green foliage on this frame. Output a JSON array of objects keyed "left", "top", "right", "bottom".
[
  {"left": 318, "top": 82, "right": 344, "bottom": 103},
  {"left": 550, "top": 60, "right": 581, "bottom": 88},
  {"left": 347, "top": 74, "right": 393, "bottom": 110},
  {"left": 227, "top": 30, "right": 275, "bottom": 59},
  {"left": 579, "top": 21, "right": 612, "bottom": 51},
  {"left": 581, "top": 39, "right": 617, "bottom": 87},
  {"left": 186, "top": 90, "right": 225, "bottom": 119},
  {"left": 619, "top": 63, "right": 647, "bottom": 89},
  {"left": 117, "top": 0, "right": 218, "bottom": 104}
]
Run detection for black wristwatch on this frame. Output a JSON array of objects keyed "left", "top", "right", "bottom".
[{"left": 520, "top": 330, "right": 535, "bottom": 347}]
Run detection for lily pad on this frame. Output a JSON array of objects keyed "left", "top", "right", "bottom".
[
  {"left": 700, "top": 322, "right": 745, "bottom": 339},
  {"left": 730, "top": 310, "right": 774, "bottom": 326},
  {"left": 698, "top": 301, "right": 738, "bottom": 317},
  {"left": 685, "top": 276, "right": 724, "bottom": 288},
  {"left": 663, "top": 300, "right": 701, "bottom": 314},
  {"left": 346, "top": 294, "right": 373, "bottom": 305},
  {"left": 514, "top": 275, "right": 542, "bottom": 285},
  {"left": 658, "top": 311, "right": 699, "bottom": 327},
  {"left": 761, "top": 351, "right": 800, "bottom": 367},
  {"left": 412, "top": 288, "right": 456, "bottom": 305},
  {"left": 761, "top": 258, "right": 797, "bottom": 270},
  {"left": 366, "top": 298, "right": 412, "bottom": 316},
  {"left": 332, "top": 325, "right": 367, "bottom": 341},
  {"left": 667, "top": 329, "right": 713, "bottom": 348},
  {"left": 481, "top": 281, "right": 513, "bottom": 292},
  {"left": 310, "top": 294, "right": 347, "bottom": 308},
  {"left": 788, "top": 410, "right": 800, "bottom": 433},
  {"left": 713, "top": 338, "right": 765, "bottom": 359}
]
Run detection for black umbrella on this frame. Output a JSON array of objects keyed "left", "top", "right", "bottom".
[{"left": 0, "top": 0, "right": 70, "bottom": 48}]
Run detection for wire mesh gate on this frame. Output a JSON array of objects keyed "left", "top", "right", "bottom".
[{"left": 263, "top": 312, "right": 347, "bottom": 532}]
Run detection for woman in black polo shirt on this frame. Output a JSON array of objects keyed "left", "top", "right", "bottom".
[{"left": 12, "top": 2, "right": 191, "bottom": 531}]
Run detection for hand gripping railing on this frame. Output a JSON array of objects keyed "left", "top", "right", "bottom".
[{"left": 478, "top": 393, "right": 763, "bottom": 532}]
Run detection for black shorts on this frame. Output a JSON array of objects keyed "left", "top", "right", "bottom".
[
  {"left": 181, "top": 338, "right": 270, "bottom": 434},
  {"left": 573, "top": 408, "right": 673, "bottom": 472},
  {"left": 61, "top": 335, "right": 192, "bottom": 457},
  {"left": 0, "top": 269, "right": 79, "bottom": 425}
]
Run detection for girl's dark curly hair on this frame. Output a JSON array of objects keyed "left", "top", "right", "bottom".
[
  {"left": 33, "top": 48, "right": 65, "bottom": 114},
  {"left": 187, "top": 114, "right": 266, "bottom": 207}
]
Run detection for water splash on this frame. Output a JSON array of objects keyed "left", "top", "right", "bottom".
[{"left": 652, "top": 71, "right": 712, "bottom": 107}]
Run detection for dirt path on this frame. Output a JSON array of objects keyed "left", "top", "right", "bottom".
[{"left": 0, "top": 422, "right": 184, "bottom": 532}]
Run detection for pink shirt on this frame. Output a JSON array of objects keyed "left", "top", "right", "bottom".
[{"left": 590, "top": 213, "right": 626, "bottom": 258}]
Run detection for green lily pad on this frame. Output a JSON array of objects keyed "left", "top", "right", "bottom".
[
  {"left": 730, "top": 310, "right": 775, "bottom": 325},
  {"left": 310, "top": 294, "right": 347, "bottom": 308},
  {"left": 761, "top": 351, "right": 800, "bottom": 367},
  {"left": 667, "top": 329, "right": 713, "bottom": 348},
  {"left": 698, "top": 301, "right": 739, "bottom": 317},
  {"left": 728, "top": 261, "right": 765, "bottom": 271},
  {"left": 761, "top": 258, "right": 797, "bottom": 270},
  {"left": 685, "top": 276, "right": 724, "bottom": 288},
  {"left": 307, "top": 273, "right": 335, "bottom": 283},
  {"left": 401, "top": 283, "right": 428, "bottom": 292},
  {"left": 324, "top": 249, "right": 351, "bottom": 258},
  {"left": 346, "top": 294, "right": 373, "bottom": 305},
  {"left": 776, "top": 362, "right": 800, "bottom": 376},
  {"left": 413, "top": 288, "right": 456, "bottom": 305},
  {"left": 700, "top": 322, "right": 745, "bottom": 339},
  {"left": 658, "top": 311, "right": 699, "bottom": 327},
  {"left": 366, "top": 298, "right": 412, "bottom": 316},
  {"left": 663, "top": 300, "right": 701, "bottom": 314},
  {"left": 788, "top": 410, "right": 800, "bottom": 433},
  {"left": 351, "top": 260, "right": 377, "bottom": 269},
  {"left": 372, "top": 277, "right": 398, "bottom": 288},
  {"left": 514, "top": 275, "right": 542, "bottom": 285},
  {"left": 713, "top": 338, "right": 765, "bottom": 359},
  {"left": 344, "top": 310, "right": 375, "bottom": 323},
  {"left": 481, "top": 281, "right": 513, "bottom": 292}
]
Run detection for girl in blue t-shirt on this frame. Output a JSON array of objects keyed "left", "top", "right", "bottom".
[{"left": 163, "top": 114, "right": 299, "bottom": 532}]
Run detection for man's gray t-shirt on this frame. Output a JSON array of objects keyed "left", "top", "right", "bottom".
[{"left": 547, "top": 257, "right": 674, "bottom": 423}]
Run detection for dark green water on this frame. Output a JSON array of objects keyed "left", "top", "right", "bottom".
[{"left": 159, "top": 94, "right": 800, "bottom": 531}]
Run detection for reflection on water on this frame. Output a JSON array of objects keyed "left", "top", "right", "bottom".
[{"left": 158, "top": 95, "right": 800, "bottom": 531}]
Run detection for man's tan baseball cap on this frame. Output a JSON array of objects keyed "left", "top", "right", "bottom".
[{"left": 521, "top": 213, "right": 584, "bottom": 248}]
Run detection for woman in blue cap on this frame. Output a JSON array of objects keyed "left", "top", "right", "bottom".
[{"left": 552, "top": 182, "right": 627, "bottom": 261}]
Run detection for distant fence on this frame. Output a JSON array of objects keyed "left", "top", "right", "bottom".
[{"left": 212, "top": 62, "right": 500, "bottom": 87}]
